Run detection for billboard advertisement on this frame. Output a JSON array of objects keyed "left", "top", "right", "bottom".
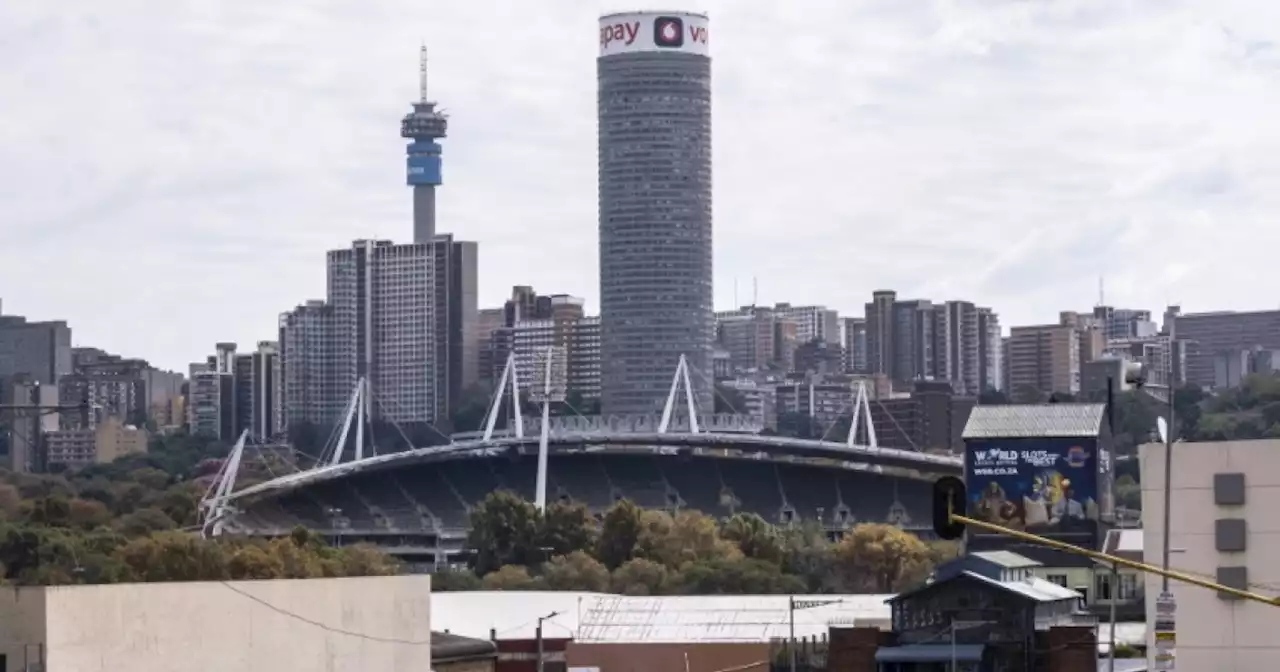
[
  {"left": 965, "top": 438, "right": 1100, "bottom": 540},
  {"left": 406, "top": 154, "right": 441, "bottom": 186},
  {"left": 599, "top": 12, "right": 709, "bottom": 58}
]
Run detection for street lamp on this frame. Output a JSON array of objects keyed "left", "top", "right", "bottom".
[
  {"left": 535, "top": 610, "right": 561, "bottom": 672},
  {"left": 789, "top": 597, "right": 843, "bottom": 672}
]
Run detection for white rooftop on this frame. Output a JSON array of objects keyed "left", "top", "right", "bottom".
[{"left": 429, "top": 592, "right": 891, "bottom": 643}]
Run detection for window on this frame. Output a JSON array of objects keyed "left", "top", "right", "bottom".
[
  {"left": 1046, "top": 574, "right": 1068, "bottom": 587},
  {"left": 1118, "top": 574, "right": 1139, "bottom": 600}
]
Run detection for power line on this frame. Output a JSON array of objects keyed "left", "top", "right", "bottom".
[{"left": 217, "top": 581, "right": 431, "bottom": 645}]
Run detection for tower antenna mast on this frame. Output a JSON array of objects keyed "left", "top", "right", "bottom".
[{"left": 419, "top": 44, "right": 429, "bottom": 104}]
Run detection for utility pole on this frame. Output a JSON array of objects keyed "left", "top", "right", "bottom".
[
  {"left": 535, "top": 610, "right": 560, "bottom": 672},
  {"left": 0, "top": 381, "right": 91, "bottom": 472}
]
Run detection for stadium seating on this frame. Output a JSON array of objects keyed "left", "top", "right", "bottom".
[{"left": 232, "top": 450, "right": 935, "bottom": 543}]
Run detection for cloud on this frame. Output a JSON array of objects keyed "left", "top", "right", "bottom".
[{"left": 1, "top": 0, "right": 1279, "bottom": 370}]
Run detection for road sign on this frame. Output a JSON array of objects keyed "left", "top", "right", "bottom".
[{"left": 1156, "top": 591, "right": 1177, "bottom": 616}]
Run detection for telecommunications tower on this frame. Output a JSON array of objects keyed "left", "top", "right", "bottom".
[{"left": 401, "top": 46, "right": 449, "bottom": 244}]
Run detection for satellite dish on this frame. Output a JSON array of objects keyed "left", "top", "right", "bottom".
[{"left": 1156, "top": 417, "right": 1169, "bottom": 444}]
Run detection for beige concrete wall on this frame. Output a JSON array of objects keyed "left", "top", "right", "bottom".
[
  {"left": 39, "top": 576, "right": 431, "bottom": 672},
  {"left": 0, "top": 586, "right": 50, "bottom": 672},
  {"left": 1140, "top": 439, "right": 1280, "bottom": 671}
]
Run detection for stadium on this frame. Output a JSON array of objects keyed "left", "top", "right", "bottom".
[{"left": 203, "top": 371, "right": 963, "bottom": 568}]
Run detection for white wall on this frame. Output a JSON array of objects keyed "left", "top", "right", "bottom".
[
  {"left": 1141, "top": 439, "right": 1280, "bottom": 671},
  {"left": 40, "top": 576, "right": 431, "bottom": 672}
]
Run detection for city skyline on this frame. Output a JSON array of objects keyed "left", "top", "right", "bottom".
[{"left": 4, "top": 1, "right": 1280, "bottom": 371}]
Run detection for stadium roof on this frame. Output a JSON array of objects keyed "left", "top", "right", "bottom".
[
  {"left": 428, "top": 592, "right": 891, "bottom": 643},
  {"left": 962, "top": 404, "right": 1106, "bottom": 440}
]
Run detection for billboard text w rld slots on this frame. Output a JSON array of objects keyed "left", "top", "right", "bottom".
[{"left": 964, "top": 438, "right": 1099, "bottom": 538}]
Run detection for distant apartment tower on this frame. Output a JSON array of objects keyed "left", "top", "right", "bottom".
[
  {"left": 431, "top": 234, "right": 479, "bottom": 417},
  {"left": 842, "top": 317, "right": 868, "bottom": 374},
  {"left": 327, "top": 240, "right": 435, "bottom": 425},
  {"left": 865, "top": 291, "right": 897, "bottom": 377},
  {"left": 766, "top": 304, "right": 839, "bottom": 344},
  {"left": 716, "top": 311, "right": 781, "bottom": 373},
  {"left": 1091, "top": 305, "right": 1158, "bottom": 341},
  {"left": 597, "top": 11, "right": 714, "bottom": 416},
  {"left": 0, "top": 313, "right": 72, "bottom": 386},
  {"left": 187, "top": 342, "right": 281, "bottom": 441},
  {"left": 510, "top": 297, "right": 601, "bottom": 403},
  {"left": 1005, "top": 323, "right": 1081, "bottom": 395},
  {"left": 1166, "top": 307, "right": 1280, "bottom": 388},
  {"left": 977, "top": 308, "right": 1004, "bottom": 393}
]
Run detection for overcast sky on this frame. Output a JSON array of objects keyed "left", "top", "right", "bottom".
[{"left": 2, "top": 0, "right": 1278, "bottom": 372}]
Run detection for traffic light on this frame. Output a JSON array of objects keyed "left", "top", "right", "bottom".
[{"left": 932, "top": 476, "right": 967, "bottom": 540}]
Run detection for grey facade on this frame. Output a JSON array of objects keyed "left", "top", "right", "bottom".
[
  {"left": 0, "top": 315, "right": 72, "bottom": 387},
  {"left": 432, "top": 235, "right": 478, "bottom": 418},
  {"left": 597, "top": 41, "right": 714, "bottom": 415}
]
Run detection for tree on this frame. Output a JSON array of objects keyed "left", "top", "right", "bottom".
[
  {"left": 778, "top": 521, "right": 837, "bottom": 593},
  {"left": 672, "top": 557, "right": 806, "bottom": 595},
  {"left": 481, "top": 565, "right": 538, "bottom": 590},
  {"left": 540, "top": 501, "right": 596, "bottom": 557},
  {"left": 833, "top": 523, "right": 934, "bottom": 593},
  {"left": 611, "top": 558, "right": 669, "bottom": 595},
  {"left": 597, "top": 499, "right": 644, "bottom": 569},
  {"left": 722, "top": 512, "right": 783, "bottom": 564},
  {"left": 467, "top": 491, "right": 543, "bottom": 575},
  {"left": 116, "top": 507, "right": 177, "bottom": 537},
  {"left": 433, "top": 568, "right": 483, "bottom": 592},
  {"left": 541, "top": 551, "right": 610, "bottom": 592},
  {"left": 636, "top": 510, "right": 740, "bottom": 568},
  {"left": 67, "top": 498, "right": 112, "bottom": 530}
]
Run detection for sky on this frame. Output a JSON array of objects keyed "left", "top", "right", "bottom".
[{"left": 2, "top": 0, "right": 1279, "bottom": 372}]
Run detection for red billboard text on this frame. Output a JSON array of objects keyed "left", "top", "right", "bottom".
[
  {"left": 600, "top": 21, "right": 640, "bottom": 49},
  {"left": 689, "top": 25, "right": 708, "bottom": 45}
]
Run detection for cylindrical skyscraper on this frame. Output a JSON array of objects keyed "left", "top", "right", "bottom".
[{"left": 597, "top": 12, "right": 714, "bottom": 416}]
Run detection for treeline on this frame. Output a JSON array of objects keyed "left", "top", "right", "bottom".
[
  {"left": 0, "top": 432, "right": 400, "bottom": 585},
  {"left": 436, "top": 491, "right": 959, "bottom": 595},
  {"left": 0, "top": 525, "right": 398, "bottom": 585}
]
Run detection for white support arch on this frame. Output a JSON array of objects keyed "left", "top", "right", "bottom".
[
  {"left": 199, "top": 429, "right": 250, "bottom": 537},
  {"left": 482, "top": 352, "right": 525, "bottom": 442},
  {"left": 846, "top": 380, "right": 879, "bottom": 449},
  {"left": 658, "top": 354, "right": 701, "bottom": 434},
  {"left": 328, "top": 377, "right": 372, "bottom": 466},
  {"left": 535, "top": 346, "right": 556, "bottom": 512}
]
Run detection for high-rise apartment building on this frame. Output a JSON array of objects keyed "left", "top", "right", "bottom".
[
  {"left": 977, "top": 308, "right": 1004, "bottom": 393},
  {"left": 278, "top": 240, "right": 437, "bottom": 430},
  {"left": 865, "top": 290, "right": 898, "bottom": 379},
  {"left": 1005, "top": 323, "right": 1081, "bottom": 395},
  {"left": 327, "top": 240, "right": 435, "bottom": 425},
  {"left": 597, "top": 11, "right": 714, "bottom": 416},
  {"left": 188, "top": 342, "right": 282, "bottom": 442},
  {"left": 279, "top": 300, "right": 341, "bottom": 428},
  {"left": 864, "top": 291, "right": 1002, "bottom": 394},
  {"left": 842, "top": 317, "right": 868, "bottom": 375},
  {"left": 511, "top": 298, "right": 601, "bottom": 403},
  {"left": 431, "top": 234, "right": 478, "bottom": 417}
]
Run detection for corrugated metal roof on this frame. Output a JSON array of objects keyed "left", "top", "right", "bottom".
[
  {"left": 576, "top": 594, "right": 893, "bottom": 644},
  {"left": 429, "top": 592, "right": 892, "bottom": 644},
  {"left": 969, "top": 550, "right": 1041, "bottom": 569},
  {"left": 962, "top": 404, "right": 1106, "bottom": 439},
  {"left": 961, "top": 571, "right": 1082, "bottom": 602},
  {"left": 431, "top": 591, "right": 605, "bottom": 640}
]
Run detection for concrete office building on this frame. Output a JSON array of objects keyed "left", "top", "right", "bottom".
[
  {"left": 598, "top": 11, "right": 714, "bottom": 416},
  {"left": 1005, "top": 323, "right": 1081, "bottom": 395},
  {"left": 0, "top": 311, "right": 72, "bottom": 387},
  {"left": 1140, "top": 439, "right": 1280, "bottom": 671},
  {"left": 1166, "top": 306, "right": 1280, "bottom": 388}
]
